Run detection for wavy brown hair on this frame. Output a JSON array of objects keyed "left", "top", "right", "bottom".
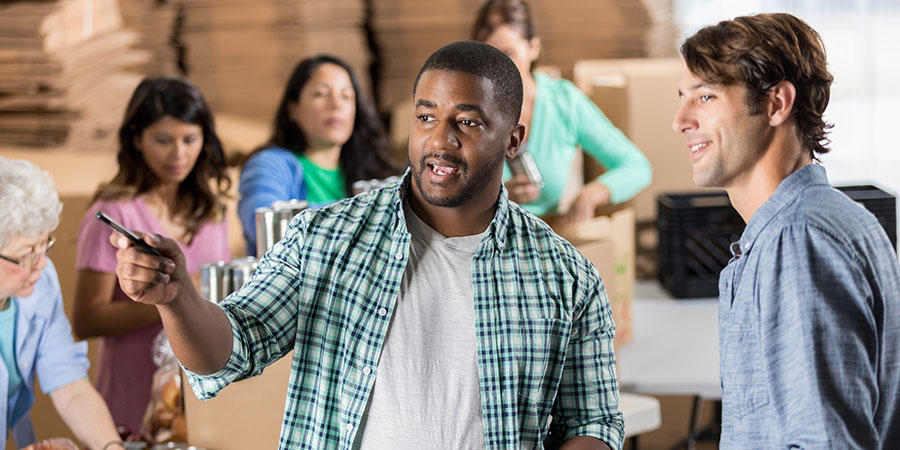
[
  {"left": 94, "top": 76, "right": 230, "bottom": 236},
  {"left": 681, "top": 13, "right": 834, "bottom": 158}
]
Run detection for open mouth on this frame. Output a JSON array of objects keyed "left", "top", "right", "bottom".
[{"left": 428, "top": 163, "right": 458, "bottom": 176}]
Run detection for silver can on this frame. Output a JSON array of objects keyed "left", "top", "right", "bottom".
[
  {"left": 254, "top": 206, "right": 278, "bottom": 258},
  {"left": 508, "top": 144, "right": 543, "bottom": 188},
  {"left": 256, "top": 199, "right": 309, "bottom": 256},
  {"left": 226, "top": 256, "right": 258, "bottom": 294},
  {"left": 200, "top": 261, "right": 226, "bottom": 303}
]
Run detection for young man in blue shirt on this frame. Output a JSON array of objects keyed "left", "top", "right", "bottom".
[{"left": 673, "top": 13, "right": 900, "bottom": 448}]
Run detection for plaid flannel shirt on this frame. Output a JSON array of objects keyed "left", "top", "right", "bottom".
[{"left": 186, "top": 172, "right": 623, "bottom": 449}]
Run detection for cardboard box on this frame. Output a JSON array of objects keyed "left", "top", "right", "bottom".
[
  {"left": 546, "top": 207, "right": 636, "bottom": 348},
  {"left": 184, "top": 354, "right": 292, "bottom": 449},
  {"left": 573, "top": 58, "right": 720, "bottom": 224}
]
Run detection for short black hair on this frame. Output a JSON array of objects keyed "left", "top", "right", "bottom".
[{"left": 413, "top": 40, "right": 523, "bottom": 125}]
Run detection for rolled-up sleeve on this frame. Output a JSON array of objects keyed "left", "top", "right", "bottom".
[
  {"left": 186, "top": 214, "right": 307, "bottom": 400},
  {"left": 550, "top": 270, "right": 624, "bottom": 449}
]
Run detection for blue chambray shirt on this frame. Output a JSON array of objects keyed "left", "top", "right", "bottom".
[
  {"left": 0, "top": 259, "right": 90, "bottom": 449},
  {"left": 718, "top": 164, "right": 900, "bottom": 449},
  {"left": 186, "top": 171, "right": 624, "bottom": 449}
]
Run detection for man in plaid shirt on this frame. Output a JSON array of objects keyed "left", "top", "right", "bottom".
[{"left": 111, "top": 41, "right": 623, "bottom": 450}]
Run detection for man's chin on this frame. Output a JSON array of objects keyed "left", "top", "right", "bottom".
[{"left": 419, "top": 189, "right": 465, "bottom": 208}]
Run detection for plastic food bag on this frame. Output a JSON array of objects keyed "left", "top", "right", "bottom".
[
  {"left": 19, "top": 437, "right": 79, "bottom": 450},
  {"left": 141, "top": 331, "right": 187, "bottom": 444}
]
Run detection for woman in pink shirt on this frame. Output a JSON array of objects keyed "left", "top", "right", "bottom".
[{"left": 73, "top": 76, "right": 231, "bottom": 434}]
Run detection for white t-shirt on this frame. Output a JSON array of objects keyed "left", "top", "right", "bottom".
[{"left": 353, "top": 201, "right": 486, "bottom": 449}]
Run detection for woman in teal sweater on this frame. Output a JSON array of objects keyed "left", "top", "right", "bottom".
[{"left": 473, "top": 0, "right": 651, "bottom": 221}]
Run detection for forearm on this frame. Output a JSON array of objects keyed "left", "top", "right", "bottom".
[
  {"left": 51, "top": 379, "right": 121, "bottom": 450},
  {"left": 74, "top": 300, "right": 160, "bottom": 338},
  {"left": 595, "top": 155, "right": 651, "bottom": 204},
  {"left": 157, "top": 285, "right": 234, "bottom": 374},
  {"left": 560, "top": 436, "right": 611, "bottom": 450}
]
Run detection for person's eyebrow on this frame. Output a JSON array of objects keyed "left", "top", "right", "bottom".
[
  {"left": 456, "top": 103, "right": 485, "bottom": 116},
  {"left": 415, "top": 99, "right": 437, "bottom": 109},
  {"left": 678, "top": 82, "right": 713, "bottom": 97}
]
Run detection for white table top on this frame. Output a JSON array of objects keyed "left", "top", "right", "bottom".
[
  {"left": 617, "top": 280, "right": 722, "bottom": 399},
  {"left": 620, "top": 392, "right": 662, "bottom": 437}
]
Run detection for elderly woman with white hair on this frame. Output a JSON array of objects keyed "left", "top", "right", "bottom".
[{"left": 0, "top": 156, "right": 125, "bottom": 450}]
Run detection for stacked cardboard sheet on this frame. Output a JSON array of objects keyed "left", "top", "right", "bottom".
[
  {"left": 118, "top": 0, "right": 180, "bottom": 76},
  {"left": 370, "top": 0, "right": 680, "bottom": 112},
  {"left": 370, "top": 0, "right": 483, "bottom": 113},
  {"left": 0, "top": 0, "right": 147, "bottom": 152},
  {"left": 179, "top": 0, "right": 371, "bottom": 123}
]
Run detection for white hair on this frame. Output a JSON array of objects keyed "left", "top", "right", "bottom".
[{"left": 0, "top": 156, "right": 62, "bottom": 249}]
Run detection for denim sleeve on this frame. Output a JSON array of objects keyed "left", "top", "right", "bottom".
[
  {"left": 33, "top": 261, "right": 89, "bottom": 394},
  {"left": 237, "top": 149, "right": 305, "bottom": 255},
  {"left": 757, "top": 223, "right": 879, "bottom": 449}
]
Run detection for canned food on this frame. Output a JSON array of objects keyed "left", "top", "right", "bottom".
[
  {"left": 200, "top": 258, "right": 257, "bottom": 303},
  {"left": 255, "top": 199, "right": 309, "bottom": 256},
  {"left": 352, "top": 175, "right": 402, "bottom": 195},
  {"left": 199, "top": 261, "right": 226, "bottom": 303},
  {"left": 508, "top": 144, "right": 543, "bottom": 188}
]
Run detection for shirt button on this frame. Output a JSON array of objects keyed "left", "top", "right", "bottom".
[
  {"left": 377, "top": 307, "right": 387, "bottom": 316},
  {"left": 346, "top": 423, "right": 354, "bottom": 432},
  {"left": 362, "top": 366, "right": 372, "bottom": 375},
  {"left": 394, "top": 251, "right": 403, "bottom": 260}
]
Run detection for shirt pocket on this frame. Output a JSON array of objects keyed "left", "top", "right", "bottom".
[{"left": 720, "top": 323, "right": 770, "bottom": 419}]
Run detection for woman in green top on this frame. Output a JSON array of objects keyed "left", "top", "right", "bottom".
[
  {"left": 238, "top": 55, "right": 400, "bottom": 255},
  {"left": 473, "top": 0, "right": 652, "bottom": 221}
]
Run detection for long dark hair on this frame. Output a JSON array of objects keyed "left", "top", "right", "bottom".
[
  {"left": 95, "top": 76, "right": 230, "bottom": 236},
  {"left": 259, "top": 54, "right": 399, "bottom": 194},
  {"left": 472, "top": 0, "right": 537, "bottom": 41}
]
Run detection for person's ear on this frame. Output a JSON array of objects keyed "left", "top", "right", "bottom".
[
  {"left": 768, "top": 80, "right": 796, "bottom": 127},
  {"left": 505, "top": 123, "right": 526, "bottom": 160},
  {"left": 528, "top": 37, "right": 542, "bottom": 63}
]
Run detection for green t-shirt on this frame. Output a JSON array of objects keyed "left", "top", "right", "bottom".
[{"left": 296, "top": 154, "right": 347, "bottom": 205}]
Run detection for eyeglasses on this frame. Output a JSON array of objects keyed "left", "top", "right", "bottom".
[{"left": 0, "top": 235, "right": 56, "bottom": 269}]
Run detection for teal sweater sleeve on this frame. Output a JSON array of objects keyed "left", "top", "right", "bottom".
[
  {"left": 557, "top": 75, "right": 651, "bottom": 204},
  {"left": 527, "top": 74, "right": 652, "bottom": 212}
]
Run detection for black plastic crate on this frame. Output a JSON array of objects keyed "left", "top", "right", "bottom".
[{"left": 657, "top": 185, "right": 897, "bottom": 299}]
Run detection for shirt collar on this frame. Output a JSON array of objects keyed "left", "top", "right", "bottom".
[
  {"left": 738, "top": 163, "right": 830, "bottom": 255},
  {"left": 390, "top": 169, "right": 511, "bottom": 253}
]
